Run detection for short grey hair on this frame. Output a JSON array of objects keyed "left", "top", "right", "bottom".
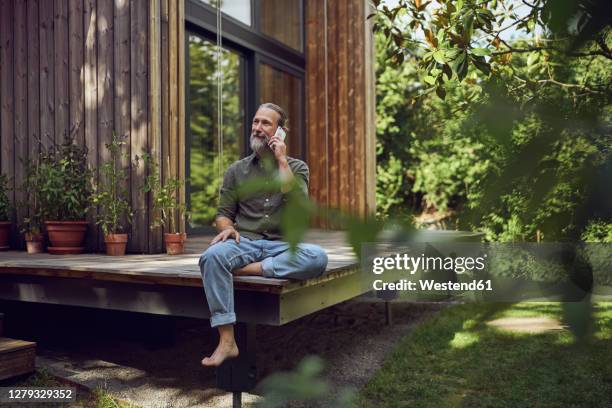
[{"left": 258, "top": 102, "right": 289, "bottom": 131}]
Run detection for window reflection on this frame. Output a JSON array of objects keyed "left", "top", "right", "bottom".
[
  {"left": 188, "top": 34, "right": 244, "bottom": 228},
  {"left": 201, "top": 0, "right": 251, "bottom": 26},
  {"left": 259, "top": 63, "right": 302, "bottom": 158},
  {"left": 260, "top": 0, "right": 302, "bottom": 51}
]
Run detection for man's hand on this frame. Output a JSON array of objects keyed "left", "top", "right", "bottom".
[
  {"left": 210, "top": 226, "right": 240, "bottom": 245},
  {"left": 268, "top": 133, "right": 287, "bottom": 162}
]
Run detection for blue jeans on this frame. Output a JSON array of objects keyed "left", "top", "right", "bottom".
[{"left": 198, "top": 237, "right": 328, "bottom": 327}]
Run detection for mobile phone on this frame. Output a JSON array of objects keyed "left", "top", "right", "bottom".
[{"left": 273, "top": 126, "right": 286, "bottom": 141}]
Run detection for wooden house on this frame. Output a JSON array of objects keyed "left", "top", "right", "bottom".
[{"left": 0, "top": 0, "right": 376, "bottom": 253}]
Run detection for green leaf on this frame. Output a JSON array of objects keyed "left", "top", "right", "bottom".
[
  {"left": 433, "top": 50, "right": 446, "bottom": 64},
  {"left": 472, "top": 47, "right": 491, "bottom": 56},
  {"left": 527, "top": 52, "right": 540, "bottom": 66},
  {"left": 450, "top": 50, "right": 468, "bottom": 80},
  {"left": 435, "top": 86, "right": 446, "bottom": 100},
  {"left": 423, "top": 75, "right": 436, "bottom": 85}
]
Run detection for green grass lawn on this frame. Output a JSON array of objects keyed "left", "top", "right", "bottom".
[{"left": 356, "top": 301, "right": 612, "bottom": 408}]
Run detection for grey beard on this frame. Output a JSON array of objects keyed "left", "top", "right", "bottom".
[{"left": 250, "top": 134, "right": 269, "bottom": 153}]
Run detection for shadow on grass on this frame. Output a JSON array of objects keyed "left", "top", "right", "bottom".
[{"left": 357, "top": 302, "right": 612, "bottom": 408}]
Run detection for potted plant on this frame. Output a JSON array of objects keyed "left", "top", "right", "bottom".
[
  {"left": 92, "top": 133, "right": 133, "bottom": 256},
  {"left": 0, "top": 174, "right": 11, "bottom": 250},
  {"left": 39, "top": 134, "right": 93, "bottom": 254},
  {"left": 141, "top": 153, "right": 188, "bottom": 255},
  {"left": 19, "top": 158, "right": 45, "bottom": 253}
]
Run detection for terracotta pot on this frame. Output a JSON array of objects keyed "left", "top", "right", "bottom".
[
  {"left": 45, "top": 220, "right": 88, "bottom": 255},
  {"left": 0, "top": 221, "right": 10, "bottom": 250},
  {"left": 164, "top": 232, "right": 187, "bottom": 255},
  {"left": 104, "top": 233, "right": 128, "bottom": 256},
  {"left": 25, "top": 232, "right": 45, "bottom": 254}
]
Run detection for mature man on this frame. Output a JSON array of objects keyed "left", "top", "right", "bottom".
[{"left": 199, "top": 103, "right": 328, "bottom": 366}]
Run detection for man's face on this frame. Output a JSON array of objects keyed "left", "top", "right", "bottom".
[{"left": 250, "top": 107, "right": 280, "bottom": 153}]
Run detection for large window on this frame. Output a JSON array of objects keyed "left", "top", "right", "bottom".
[
  {"left": 187, "top": 34, "right": 245, "bottom": 228},
  {"left": 186, "top": 0, "right": 305, "bottom": 232}
]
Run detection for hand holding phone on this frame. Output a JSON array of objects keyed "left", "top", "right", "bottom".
[{"left": 268, "top": 126, "right": 287, "bottom": 159}]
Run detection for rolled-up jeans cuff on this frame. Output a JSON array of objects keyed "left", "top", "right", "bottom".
[
  {"left": 210, "top": 312, "right": 236, "bottom": 327},
  {"left": 261, "top": 257, "right": 275, "bottom": 278}
]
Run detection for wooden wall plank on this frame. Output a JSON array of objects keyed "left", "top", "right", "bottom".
[
  {"left": 39, "top": 0, "right": 54, "bottom": 149},
  {"left": 97, "top": 0, "right": 114, "bottom": 248},
  {"left": 114, "top": 0, "right": 131, "bottom": 246},
  {"left": 354, "top": 0, "right": 366, "bottom": 217},
  {"left": 157, "top": 0, "right": 169, "bottom": 249},
  {"left": 363, "top": 0, "right": 376, "bottom": 216},
  {"left": 177, "top": 0, "right": 186, "bottom": 234},
  {"left": 1, "top": 0, "right": 15, "bottom": 215},
  {"left": 148, "top": 0, "right": 162, "bottom": 253},
  {"left": 27, "top": 0, "right": 40, "bottom": 158},
  {"left": 84, "top": 0, "right": 98, "bottom": 250},
  {"left": 130, "top": 0, "right": 148, "bottom": 253},
  {"left": 97, "top": 0, "right": 114, "bottom": 160},
  {"left": 347, "top": 0, "right": 356, "bottom": 214},
  {"left": 14, "top": 0, "right": 28, "bottom": 245},
  {"left": 316, "top": 0, "right": 329, "bottom": 222},
  {"left": 69, "top": 0, "right": 85, "bottom": 146},
  {"left": 54, "top": 0, "right": 69, "bottom": 143},
  {"left": 168, "top": 0, "right": 178, "bottom": 234},
  {"left": 326, "top": 0, "right": 338, "bottom": 214},
  {"left": 337, "top": 0, "right": 349, "bottom": 211}
]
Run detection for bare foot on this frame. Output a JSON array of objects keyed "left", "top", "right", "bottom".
[{"left": 201, "top": 340, "right": 239, "bottom": 367}]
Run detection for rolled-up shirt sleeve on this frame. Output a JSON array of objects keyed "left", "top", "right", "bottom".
[{"left": 215, "top": 166, "right": 238, "bottom": 221}]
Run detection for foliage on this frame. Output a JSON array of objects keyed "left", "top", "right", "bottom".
[
  {"left": 372, "top": 0, "right": 611, "bottom": 100},
  {"left": 257, "top": 355, "right": 355, "bottom": 408},
  {"left": 373, "top": 0, "right": 611, "bottom": 242},
  {"left": 581, "top": 219, "right": 612, "bottom": 243},
  {"left": 18, "top": 158, "right": 44, "bottom": 234},
  {"left": 0, "top": 174, "right": 10, "bottom": 221},
  {"left": 140, "top": 152, "right": 188, "bottom": 234},
  {"left": 37, "top": 135, "right": 94, "bottom": 221},
  {"left": 91, "top": 133, "right": 133, "bottom": 236}
]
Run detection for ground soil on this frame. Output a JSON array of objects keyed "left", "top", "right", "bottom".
[{"left": 1, "top": 297, "right": 445, "bottom": 408}]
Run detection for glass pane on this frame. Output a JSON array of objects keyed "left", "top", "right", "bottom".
[
  {"left": 188, "top": 34, "right": 244, "bottom": 228},
  {"left": 201, "top": 0, "right": 251, "bottom": 26},
  {"left": 259, "top": 0, "right": 302, "bottom": 51},
  {"left": 259, "top": 63, "right": 302, "bottom": 158}
]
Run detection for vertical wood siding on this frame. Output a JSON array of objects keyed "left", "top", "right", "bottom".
[
  {"left": 0, "top": 0, "right": 184, "bottom": 253},
  {"left": 305, "top": 0, "right": 376, "bottom": 223}
]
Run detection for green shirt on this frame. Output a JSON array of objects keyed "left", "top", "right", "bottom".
[{"left": 215, "top": 153, "right": 309, "bottom": 240}]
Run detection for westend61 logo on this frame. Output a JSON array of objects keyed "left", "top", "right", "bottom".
[{"left": 371, "top": 253, "right": 487, "bottom": 275}]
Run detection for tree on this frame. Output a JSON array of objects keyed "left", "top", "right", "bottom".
[{"left": 372, "top": 0, "right": 611, "bottom": 100}]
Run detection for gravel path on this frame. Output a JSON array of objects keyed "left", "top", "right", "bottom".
[{"left": 8, "top": 297, "right": 445, "bottom": 407}]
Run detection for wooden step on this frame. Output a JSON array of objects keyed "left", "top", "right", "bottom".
[{"left": 0, "top": 337, "right": 36, "bottom": 380}]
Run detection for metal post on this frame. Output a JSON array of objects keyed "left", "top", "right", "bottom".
[
  {"left": 232, "top": 391, "right": 242, "bottom": 408},
  {"left": 385, "top": 301, "right": 393, "bottom": 325}
]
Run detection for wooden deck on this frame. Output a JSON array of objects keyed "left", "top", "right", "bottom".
[
  {"left": 0, "top": 230, "right": 357, "bottom": 294},
  {"left": 0, "top": 230, "right": 362, "bottom": 325}
]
